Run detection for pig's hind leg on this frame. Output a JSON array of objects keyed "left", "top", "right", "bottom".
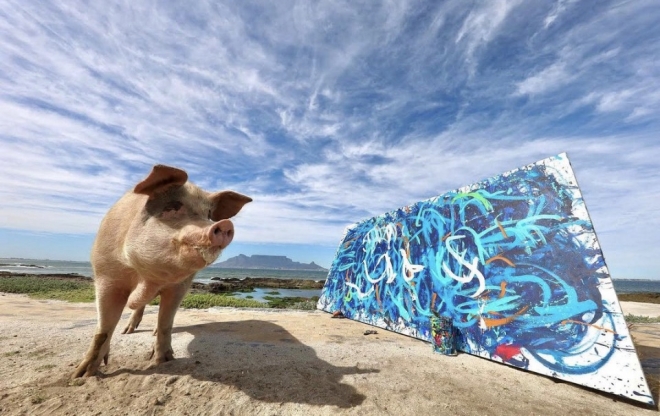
[
  {"left": 122, "top": 305, "right": 146, "bottom": 334},
  {"left": 149, "top": 276, "right": 193, "bottom": 364},
  {"left": 73, "top": 283, "right": 128, "bottom": 377}
]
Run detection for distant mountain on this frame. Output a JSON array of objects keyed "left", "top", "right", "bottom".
[{"left": 213, "top": 254, "right": 328, "bottom": 271}]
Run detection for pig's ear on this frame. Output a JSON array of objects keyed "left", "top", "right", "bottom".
[
  {"left": 134, "top": 165, "right": 188, "bottom": 195},
  {"left": 211, "top": 191, "right": 252, "bottom": 220}
]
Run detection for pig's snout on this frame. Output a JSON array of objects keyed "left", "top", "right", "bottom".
[{"left": 209, "top": 219, "right": 234, "bottom": 249}]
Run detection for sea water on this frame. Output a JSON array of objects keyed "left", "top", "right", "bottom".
[{"left": 0, "top": 258, "right": 327, "bottom": 279}]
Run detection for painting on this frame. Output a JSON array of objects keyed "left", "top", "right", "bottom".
[{"left": 317, "top": 153, "right": 654, "bottom": 405}]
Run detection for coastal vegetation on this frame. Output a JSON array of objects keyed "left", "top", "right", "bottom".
[
  {"left": 618, "top": 292, "right": 660, "bottom": 304},
  {"left": 0, "top": 275, "right": 318, "bottom": 309},
  {"left": 0, "top": 275, "right": 95, "bottom": 303},
  {"left": 150, "top": 293, "right": 266, "bottom": 309},
  {"left": 624, "top": 314, "right": 660, "bottom": 324}
]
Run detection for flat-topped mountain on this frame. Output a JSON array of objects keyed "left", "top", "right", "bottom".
[{"left": 212, "top": 254, "right": 328, "bottom": 271}]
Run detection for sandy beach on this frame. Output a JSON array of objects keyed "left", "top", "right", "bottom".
[{"left": 0, "top": 293, "right": 658, "bottom": 415}]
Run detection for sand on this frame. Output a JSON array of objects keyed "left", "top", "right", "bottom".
[{"left": 0, "top": 293, "right": 658, "bottom": 415}]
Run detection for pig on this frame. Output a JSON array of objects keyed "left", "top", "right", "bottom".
[{"left": 73, "top": 164, "right": 251, "bottom": 377}]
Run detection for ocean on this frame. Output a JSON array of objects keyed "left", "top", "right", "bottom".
[
  {"left": 0, "top": 258, "right": 327, "bottom": 282},
  {"left": 1, "top": 258, "right": 659, "bottom": 295}
]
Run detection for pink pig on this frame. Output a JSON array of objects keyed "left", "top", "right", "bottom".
[{"left": 73, "top": 165, "right": 251, "bottom": 377}]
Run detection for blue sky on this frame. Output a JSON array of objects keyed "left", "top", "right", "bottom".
[{"left": 0, "top": 1, "right": 659, "bottom": 279}]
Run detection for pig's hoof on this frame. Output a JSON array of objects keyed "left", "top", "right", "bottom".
[
  {"left": 155, "top": 353, "right": 174, "bottom": 364},
  {"left": 72, "top": 359, "right": 100, "bottom": 378},
  {"left": 122, "top": 323, "right": 138, "bottom": 334},
  {"left": 148, "top": 347, "right": 174, "bottom": 364}
]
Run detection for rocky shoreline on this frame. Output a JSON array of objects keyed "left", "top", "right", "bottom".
[
  {"left": 202, "top": 277, "right": 324, "bottom": 293},
  {"left": 0, "top": 271, "right": 326, "bottom": 292}
]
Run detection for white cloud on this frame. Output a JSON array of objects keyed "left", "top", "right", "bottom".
[
  {"left": 455, "top": 0, "right": 522, "bottom": 68},
  {"left": 544, "top": 0, "right": 580, "bottom": 28},
  {"left": 596, "top": 89, "right": 635, "bottom": 112},
  {"left": 515, "top": 62, "right": 570, "bottom": 96}
]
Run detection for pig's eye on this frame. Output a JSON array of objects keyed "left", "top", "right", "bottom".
[
  {"left": 208, "top": 210, "right": 212, "bottom": 220},
  {"left": 163, "top": 200, "right": 184, "bottom": 212}
]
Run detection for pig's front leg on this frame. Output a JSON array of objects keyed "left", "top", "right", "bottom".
[
  {"left": 149, "top": 275, "right": 194, "bottom": 364},
  {"left": 73, "top": 284, "right": 128, "bottom": 377}
]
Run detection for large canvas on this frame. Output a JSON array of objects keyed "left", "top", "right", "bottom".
[{"left": 317, "top": 153, "right": 653, "bottom": 405}]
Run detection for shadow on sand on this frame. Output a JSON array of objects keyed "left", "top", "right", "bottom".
[
  {"left": 637, "top": 342, "right": 660, "bottom": 408},
  {"left": 106, "top": 320, "right": 378, "bottom": 408}
]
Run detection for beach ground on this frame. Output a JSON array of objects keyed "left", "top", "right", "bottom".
[{"left": 0, "top": 293, "right": 658, "bottom": 415}]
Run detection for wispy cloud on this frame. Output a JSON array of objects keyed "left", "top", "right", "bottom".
[
  {"left": 515, "top": 62, "right": 571, "bottom": 96},
  {"left": 543, "top": 0, "right": 581, "bottom": 29},
  {"left": 1, "top": 0, "right": 659, "bottom": 275},
  {"left": 455, "top": 0, "right": 523, "bottom": 70}
]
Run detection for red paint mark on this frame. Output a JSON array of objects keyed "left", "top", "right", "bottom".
[{"left": 494, "top": 344, "right": 522, "bottom": 361}]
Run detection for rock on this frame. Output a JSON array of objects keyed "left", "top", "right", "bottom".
[{"left": 201, "top": 277, "right": 325, "bottom": 293}]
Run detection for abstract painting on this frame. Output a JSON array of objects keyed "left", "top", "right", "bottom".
[{"left": 318, "top": 153, "right": 653, "bottom": 405}]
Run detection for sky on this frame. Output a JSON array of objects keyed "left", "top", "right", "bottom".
[{"left": 0, "top": 1, "right": 659, "bottom": 279}]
